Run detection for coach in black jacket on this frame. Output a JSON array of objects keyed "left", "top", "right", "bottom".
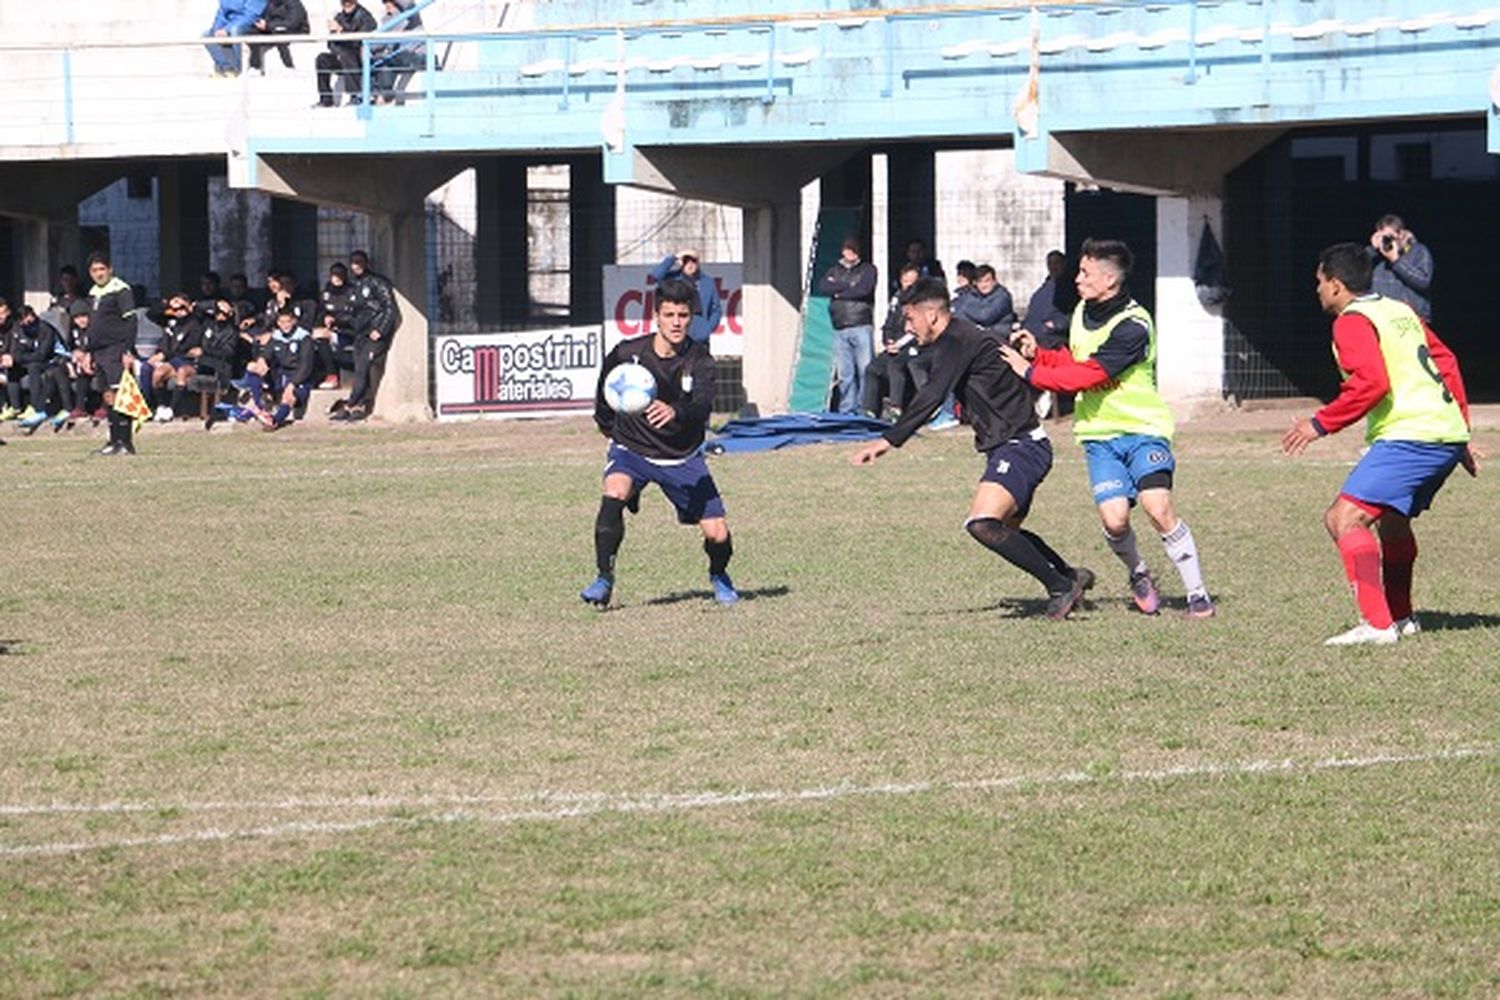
[{"left": 333, "top": 249, "right": 401, "bottom": 420}]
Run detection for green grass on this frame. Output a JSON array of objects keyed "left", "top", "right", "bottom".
[{"left": 0, "top": 415, "right": 1496, "bottom": 997}]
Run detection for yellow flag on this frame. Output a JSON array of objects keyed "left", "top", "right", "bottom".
[{"left": 113, "top": 367, "right": 152, "bottom": 427}]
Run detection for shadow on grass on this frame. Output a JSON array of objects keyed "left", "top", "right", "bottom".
[
  {"left": 1412, "top": 610, "right": 1500, "bottom": 632},
  {"left": 642, "top": 585, "right": 791, "bottom": 607},
  {"left": 0, "top": 639, "right": 25, "bottom": 655}
]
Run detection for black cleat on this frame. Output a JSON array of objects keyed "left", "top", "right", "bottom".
[{"left": 1045, "top": 576, "right": 1086, "bottom": 621}]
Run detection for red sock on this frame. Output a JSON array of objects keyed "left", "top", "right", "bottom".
[
  {"left": 1382, "top": 533, "right": 1417, "bottom": 622},
  {"left": 1337, "top": 528, "right": 1392, "bottom": 629}
]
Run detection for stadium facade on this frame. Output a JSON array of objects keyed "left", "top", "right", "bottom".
[{"left": 1, "top": 0, "right": 1496, "bottom": 419}]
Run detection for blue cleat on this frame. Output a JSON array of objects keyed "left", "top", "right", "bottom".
[
  {"left": 580, "top": 575, "right": 613, "bottom": 608},
  {"left": 709, "top": 572, "right": 740, "bottom": 606},
  {"left": 19, "top": 410, "right": 50, "bottom": 434}
]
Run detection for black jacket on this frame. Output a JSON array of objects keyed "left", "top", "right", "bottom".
[
  {"left": 13, "top": 317, "right": 62, "bottom": 368},
  {"left": 155, "top": 314, "right": 204, "bottom": 359},
  {"left": 320, "top": 280, "right": 359, "bottom": 336},
  {"left": 352, "top": 270, "right": 400, "bottom": 340},
  {"left": 273, "top": 330, "right": 317, "bottom": 384},
  {"left": 263, "top": 0, "right": 308, "bottom": 32},
  {"left": 330, "top": 4, "right": 378, "bottom": 57},
  {"left": 594, "top": 335, "right": 716, "bottom": 460},
  {"left": 87, "top": 277, "right": 137, "bottom": 355},
  {"left": 818, "top": 260, "right": 878, "bottom": 330}
]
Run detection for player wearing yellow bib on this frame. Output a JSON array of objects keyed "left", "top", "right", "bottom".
[
  {"left": 1002, "top": 238, "right": 1215, "bottom": 619},
  {"left": 1282, "top": 243, "right": 1480, "bottom": 646}
]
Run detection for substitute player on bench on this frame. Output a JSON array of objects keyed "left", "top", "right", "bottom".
[
  {"left": 581, "top": 278, "right": 738, "bottom": 608},
  {"left": 851, "top": 277, "right": 1093, "bottom": 620},
  {"left": 1281, "top": 242, "right": 1479, "bottom": 646},
  {"left": 1001, "top": 238, "right": 1215, "bottom": 619}
]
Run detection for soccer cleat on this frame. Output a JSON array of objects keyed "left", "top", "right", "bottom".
[
  {"left": 926, "top": 413, "right": 960, "bottom": 432},
  {"left": 710, "top": 572, "right": 740, "bottom": 606},
  {"left": 1045, "top": 576, "right": 1086, "bottom": 621},
  {"left": 1128, "top": 569, "right": 1161, "bottom": 615},
  {"left": 94, "top": 441, "right": 122, "bottom": 456},
  {"left": 1185, "top": 593, "right": 1217, "bottom": 619},
  {"left": 1070, "top": 566, "right": 1097, "bottom": 593},
  {"left": 1323, "top": 622, "right": 1399, "bottom": 647},
  {"left": 17, "top": 405, "right": 37, "bottom": 422},
  {"left": 580, "top": 575, "right": 614, "bottom": 608},
  {"left": 0, "top": 405, "right": 18, "bottom": 421},
  {"left": 19, "top": 410, "right": 50, "bottom": 433},
  {"left": 50, "top": 411, "right": 72, "bottom": 432},
  {"left": 1394, "top": 616, "right": 1421, "bottom": 637}
]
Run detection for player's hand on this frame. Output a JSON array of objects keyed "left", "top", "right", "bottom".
[
  {"left": 851, "top": 439, "right": 891, "bottom": 466},
  {"left": 998, "top": 343, "right": 1031, "bottom": 379},
  {"left": 1460, "top": 441, "right": 1483, "bottom": 477},
  {"left": 643, "top": 399, "right": 675, "bottom": 429},
  {"left": 369, "top": 331, "right": 381, "bottom": 342},
  {"left": 1281, "top": 417, "right": 1320, "bottom": 456}
]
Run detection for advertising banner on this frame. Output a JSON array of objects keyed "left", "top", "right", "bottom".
[
  {"left": 435, "top": 326, "right": 604, "bottom": 421},
  {"left": 602, "top": 263, "right": 744, "bottom": 357}
]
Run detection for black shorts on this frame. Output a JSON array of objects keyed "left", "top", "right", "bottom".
[
  {"left": 979, "top": 429, "right": 1053, "bottom": 519},
  {"left": 91, "top": 350, "right": 129, "bottom": 389}
]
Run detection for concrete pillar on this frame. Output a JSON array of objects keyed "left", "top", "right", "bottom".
[
  {"left": 885, "top": 147, "right": 935, "bottom": 273},
  {"left": 19, "top": 218, "right": 54, "bottom": 312},
  {"left": 157, "top": 161, "right": 211, "bottom": 297},
  {"left": 1155, "top": 196, "right": 1226, "bottom": 414},
  {"left": 741, "top": 194, "right": 803, "bottom": 414},
  {"left": 475, "top": 157, "right": 529, "bottom": 328},
  {"left": 566, "top": 154, "right": 615, "bottom": 326},
  {"left": 369, "top": 205, "right": 431, "bottom": 422}
]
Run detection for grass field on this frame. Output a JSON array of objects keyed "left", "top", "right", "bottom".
[{"left": 1, "top": 411, "right": 1496, "bottom": 998}]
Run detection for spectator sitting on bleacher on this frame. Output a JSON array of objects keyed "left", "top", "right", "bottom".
[
  {"left": 147, "top": 295, "right": 205, "bottom": 423},
  {"left": 315, "top": 0, "right": 379, "bottom": 108},
  {"left": 248, "top": 0, "right": 309, "bottom": 75},
  {"left": 0, "top": 297, "right": 21, "bottom": 420},
  {"left": 205, "top": 0, "right": 269, "bottom": 79},
  {"left": 312, "top": 262, "right": 357, "bottom": 389},
  {"left": 48, "top": 265, "right": 84, "bottom": 331},
  {"left": 227, "top": 272, "right": 263, "bottom": 314},
  {"left": 12, "top": 306, "right": 69, "bottom": 432},
  {"left": 234, "top": 322, "right": 279, "bottom": 427},
  {"left": 953, "top": 264, "right": 1016, "bottom": 332},
  {"left": 267, "top": 306, "right": 317, "bottom": 428},
  {"left": 195, "top": 299, "right": 242, "bottom": 387},
  {"left": 65, "top": 302, "right": 97, "bottom": 423},
  {"left": 198, "top": 270, "right": 224, "bottom": 306},
  {"left": 372, "top": 0, "right": 425, "bottom": 105}
]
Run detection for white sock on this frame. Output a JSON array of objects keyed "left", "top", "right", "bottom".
[
  {"left": 1104, "top": 525, "right": 1146, "bottom": 577},
  {"left": 1161, "top": 519, "right": 1207, "bottom": 599}
]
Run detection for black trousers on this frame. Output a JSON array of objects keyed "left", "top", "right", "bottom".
[
  {"left": 248, "top": 39, "right": 295, "bottom": 71},
  {"left": 349, "top": 338, "right": 389, "bottom": 409},
  {"left": 315, "top": 48, "right": 364, "bottom": 105}
]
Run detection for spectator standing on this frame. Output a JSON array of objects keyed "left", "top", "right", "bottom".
[
  {"left": 331, "top": 250, "right": 400, "bottom": 421},
  {"left": 205, "top": 0, "right": 269, "bottom": 79},
  {"left": 1367, "top": 214, "right": 1433, "bottom": 321},
  {"left": 1022, "top": 250, "right": 1071, "bottom": 349},
  {"left": 862, "top": 261, "right": 920, "bottom": 419},
  {"left": 315, "top": 0, "right": 379, "bottom": 107},
  {"left": 648, "top": 249, "right": 722, "bottom": 348},
  {"left": 817, "top": 236, "right": 878, "bottom": 416},
  {"left": 248, "top": 0, "right": 309, "bottom": 74}
]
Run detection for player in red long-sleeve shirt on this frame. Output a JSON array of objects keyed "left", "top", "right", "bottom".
[{"left": 1281, "top": 243, "right": 1480, "bottom": 646}]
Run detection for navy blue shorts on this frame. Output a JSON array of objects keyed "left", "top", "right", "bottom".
[
  {"left": 1341, "top": 439, "right": 1465, "bottom": 518},
  {"left": 605, "top": 442, "right": 726, "bottom": 525},
  {"left": 979, "top": 430, "right": 1053, "bottom": 518}
]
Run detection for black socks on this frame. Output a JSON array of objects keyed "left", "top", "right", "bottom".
[
  {"left": 704, "top": 534, "right": 733, "bottom": 576},
  {"left": 595, "top": 496, "right": 628, "bottom": 577},
  {"left": 966, "top": 518, "right": 1070, "bottom": 593}
]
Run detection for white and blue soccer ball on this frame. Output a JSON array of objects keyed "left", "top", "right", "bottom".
[{"left": 603, "top": 362, "right": 657, "bottom": 414}]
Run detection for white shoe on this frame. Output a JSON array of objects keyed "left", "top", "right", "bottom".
[
  {"left": 1324, "top": 622, "right": 1399, "bottom": 646},
  {"left": 154, "top": 405, "right": 173, "bottom": 423},
  {"left": 1394, "top": 616, "right": 1421, "bottom": 637}
]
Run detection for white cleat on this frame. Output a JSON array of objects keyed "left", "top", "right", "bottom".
[
  {"left": 1394, "top": 616, "right": 1421, "bottom": 637},
  {"left": 1324, "top": 622, "right": 1399, "bottom": 647}
]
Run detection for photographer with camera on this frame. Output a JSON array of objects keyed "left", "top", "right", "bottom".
[{"left": 1368, "top": 214, "right": 1433, "bottom": 321}]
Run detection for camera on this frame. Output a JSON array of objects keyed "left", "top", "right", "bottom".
[{"left": 1380, "top": 235, "right": 1396, "bottom": 252}]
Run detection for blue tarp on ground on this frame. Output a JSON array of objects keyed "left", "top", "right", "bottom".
[{"left": 705, "top": 412, "right": 890, "bottom": 454}]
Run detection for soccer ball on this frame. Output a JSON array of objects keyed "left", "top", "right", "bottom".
[{"left": 604, "top": 362, "right": 657, "bottom": 414}]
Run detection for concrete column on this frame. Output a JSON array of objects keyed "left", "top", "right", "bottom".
[
  {"left": 157, "top": 161, "right": 211, "bottom": 297},
  {"left": 1155, "top": 195, "right": 1225, "bottom": 415},
  {"left": 19, "top": 218, "right": 54, "bottom": 312},
  {"left": 742, "top": 193, "right": 803, "bottom": 414},
  {"left": 369, "top": 205, "right": 431, "bottom": 422},
  {"left": 475, "top": 157, "right": 529, "bottom": 328},
  {"left": 566, "top": 154, "right": 615, "bottom": 326}
]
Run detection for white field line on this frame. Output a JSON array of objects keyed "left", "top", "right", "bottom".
[{"left": 1, "top": 746, "right": 1490, "bottom": 858}]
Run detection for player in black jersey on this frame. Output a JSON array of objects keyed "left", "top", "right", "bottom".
[
  {"left": 851, "top": 278, "right": 1093, "bottom": 619},
  {"left": 581, "top": 278, "right": 738, "bottom": 608}
]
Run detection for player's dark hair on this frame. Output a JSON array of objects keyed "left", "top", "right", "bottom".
[
  {"left": 276, "top": 305, "right": 298, "bottom": 319},
  {"left": 1375, "top": 213, "right": 1405, "bottom": 232},
  {"left": 975, "top": 264, "right": 997, "bottom": 281},
  {"left": 86, "top": 250, "right": 111, "bottom": 268},
  {"left": 900, "top": 277, "right": 951, "bottom": 308},
  {"left": 1317, "top": 242, "right": 1373, "bottom": 293},
  {"left": 1080, "top": 238, "right": 1132, "bottom": 278},
  {"left": 655, "top": 277, "right": 696, "bottom": 310},
  {"left": 59, "top": 264, "right": 78, "bottom": 277},
  {"left": 898, "top": 261, "right": 921, "bottom": 278}
]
